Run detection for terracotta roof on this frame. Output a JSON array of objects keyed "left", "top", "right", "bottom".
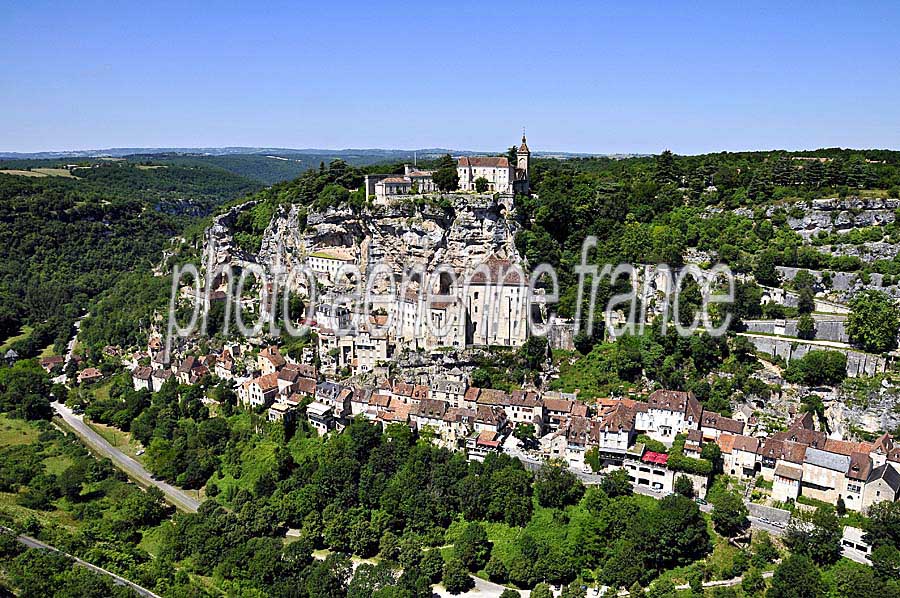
[
  {"left": 278, "top": 369, "right": 302, "bottom": 383},
  {"left": 476, "top": 405, "right": 505, "bottom": 426},
  {"left": 847, "top": 452, "right": 873, "bottom": 481},
  {"left": 872, "top": 433, "right": 895, "bottom": 455},
  {"left": 598, "top": 402, "right": 635, "bottom": 432},
  {"left": 732, "top": 435, "right": 760, "bottom": 454},
  {"left": 415, "top": 399, "right": 448, "bottom": 419},
  {"left": 596, "top": 397, "right": 640, "bottom": 410},
  {"left": 295, "top": 377, "right": 317, "bottom": 395},
  {"left": 392, "top": 381, "right": 414, "bottom": 397},
  {"left": 379, "top": 402, "right": 411, "bottom": 423},
  {"left": 444, "top": 406, "right": 476, "bottom": 423},
  {"left": 477, "top": 388, "right": 510, "bottom": 406},
  {"left": 458, "top": 156, "right": 510, "bottom": 168},
  {"left": 760, "top": 438, "right": 807, "bottom": 463},
  {"left": 247, "top": 372, "right": 280, "bottom": 392},
  {"left": 772, "top": 428, "right": 827, "bottom": 450},
  {"left": 700, "top": 411, "right": 745, "bottom": 435},
  {"left": 464, "top": 387, "right": 481, "bottom": 403},
  {"left": 370, "top": 393, "right": 392, "bottom": 408},
  {"left": 543, "top": 398, "right": 575, "bottom": 413},
  {"left": 647, "top": 390, "right": 702, "bottom": 421},
  {"left": 412, "top": 385, "right": 430, "bottom": 401},
  {"left": 824, "top": 438, "right": 873, "bottom": 457},
  {"left": 177, "top": 356, "right": 196, "bottom": 374},
  {"left": 789, "top": 412, "right": 816, "bottom": 431},
  {"left": 717, "top": 433, "right": 737, "bottom": 454},
  {"left": 510, "top": 390, "right": 542, "bottom": 407},
  {"left": 476, "top": 430, "right": 501, "bottom": 447},
  {"left": 259, "top": 346, "right": 286, "bottom": 368}
]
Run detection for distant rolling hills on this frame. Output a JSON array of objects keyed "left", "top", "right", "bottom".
[{"left": 0, "top": 147, "right": 621, "bottom": 184}]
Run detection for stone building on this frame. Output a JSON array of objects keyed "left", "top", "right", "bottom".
[{"left": 457, "top": 134, "right": 530, "bottom": 194}]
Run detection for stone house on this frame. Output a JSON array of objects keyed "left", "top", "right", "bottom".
[{"left": 240, "top": 372, "right": 280, "bottom": 407}]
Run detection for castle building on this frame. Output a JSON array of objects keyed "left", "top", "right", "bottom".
[
  {"left": 364, "top": 134, "right": 531, "bottom": 203},
  {"left": 457, "top": 134, "right": 530, "bottom": 195}
]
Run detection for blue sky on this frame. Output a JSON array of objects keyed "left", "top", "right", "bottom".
[{"left": 2, "top": 1, "right": 899, "bottom": 154}]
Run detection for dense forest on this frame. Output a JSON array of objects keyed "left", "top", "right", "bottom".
[{"left": 0, "top": 162, "right": 260, "bottom": 357}]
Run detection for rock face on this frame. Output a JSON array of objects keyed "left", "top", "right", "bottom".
[
  {"left": 205, "top": 194, "right": 524, "bottom": 291},
  {"left": 787, "top": 197, "right": 897, "bottom": 239},
  {"left": 776, "top": 266, "right": 900, "bottom": 302},
  {"left": 205, "top": 200, "right": 259, "bottom": 269}
]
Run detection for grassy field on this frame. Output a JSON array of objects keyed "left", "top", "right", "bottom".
[
  {"left": 0, "top": 414, "right": 40, "bottom": 446},
  {"left": 0, "top": 325, "right": 33, "bottom": 353},
  {"left": 32, "top": 167, "right": 76, "bottom": 177},
  {"left": 138, "top": 521, "right": 172, "bottom": 557},
  {"left": 0, "top": 167, "right": 77, "bottom": 178}
]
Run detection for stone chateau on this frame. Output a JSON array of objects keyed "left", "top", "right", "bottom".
[{"left": 363, "top": 134, "right": 531, "bottom": 203}]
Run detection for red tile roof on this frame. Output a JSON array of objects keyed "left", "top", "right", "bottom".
[
  {"left": 458, "top": 156, "right": 510, "bottom": 168},
  {"left": 642, "top": 451, "right": 669, "bottom": 465}
]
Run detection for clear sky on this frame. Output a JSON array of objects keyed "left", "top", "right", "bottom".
[{"left": 3, "top": 1, "right": 899, "bottom": 155}]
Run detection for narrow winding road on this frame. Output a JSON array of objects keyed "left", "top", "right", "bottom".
[
  {"left": 1, "top": 525, "right": 161, "bottom": 597},
  {"left": 52, "top": 401, "right": 200, "bottom": 513}
]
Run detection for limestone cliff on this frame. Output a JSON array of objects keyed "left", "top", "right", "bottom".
[{"left": 204, "top": 194, "right": 524, "bottom": 290}]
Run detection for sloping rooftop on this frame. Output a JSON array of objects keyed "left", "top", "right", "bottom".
[{"left": 804, "top": 447, "right": 851, "bottom": 473}]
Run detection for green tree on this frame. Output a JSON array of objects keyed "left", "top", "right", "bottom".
[
  {"left": 871, "top": 544, "right": 900, "bottom": 581},
  {"left": 485, "top": 555, "right": 508, "bottom": 583},
  {"left": 847, "top": 290, "right": 899, "bottom": 353},
  {"left": 766, "top": 554, "right": 823, "bottom": 598},
  {"left": 863, "top": 500, "right": 900, "bottom": 549},
  {"left": 534, "top": 462, "right": 584, "bottom": 508},
  {"left": 442, "top": 558, "right": 474, "bottom": 594},
  {"left": 655, "top": 150, "right": 678, "bottom": 185},
  {"left": 531, "top": 583, "right": 553, "bottom": 598},
  {"left": 475, "top": 177, "right": 490, "bottom": 193},
  {"left": 796, "top": 313, "right": 815, "bottom": 340},
  {"left": 645, "top": 579, "right": 676, "bottom": 598},
  {"left": 784, "top": 506, "right": 841, "bottom": 566},
  {"left": 513, "top": 423, "right": 536, "bottom": 445},
  {"left": 674, "top": 474, "right": 694, "bottom": 498},
  {"left": 454, "top": 522, "right": 491, "bottom": 572},
  {"left": 433, "top": 155, "right": 460, "bottom": 192},
  {"left": 754, "top": 251, "right": 780, "bottom": 286},
  {"left": 711, "top": 489, "right": 749, "bottom": 537},
  {"left": 600, "top": 468, "right": 633, "bottom": 497},
  {"left": 742, "top": 566, "right": 765, "bottom": 596}
]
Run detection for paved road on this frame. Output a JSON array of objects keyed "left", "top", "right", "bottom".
[
  {"left": 52, "top": 401, "right": 200, "bottom": 513},
  {"left": 1, "top": 525, "right": 161, "bottom": 597}
]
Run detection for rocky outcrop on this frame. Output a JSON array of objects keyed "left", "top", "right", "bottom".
[{"left": 206, "top": 194, "right": 524, "bottom": 293}]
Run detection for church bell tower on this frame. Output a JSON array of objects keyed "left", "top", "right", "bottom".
[{"left": 516, "top": 131, "right": 531, "bottom": 194}]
